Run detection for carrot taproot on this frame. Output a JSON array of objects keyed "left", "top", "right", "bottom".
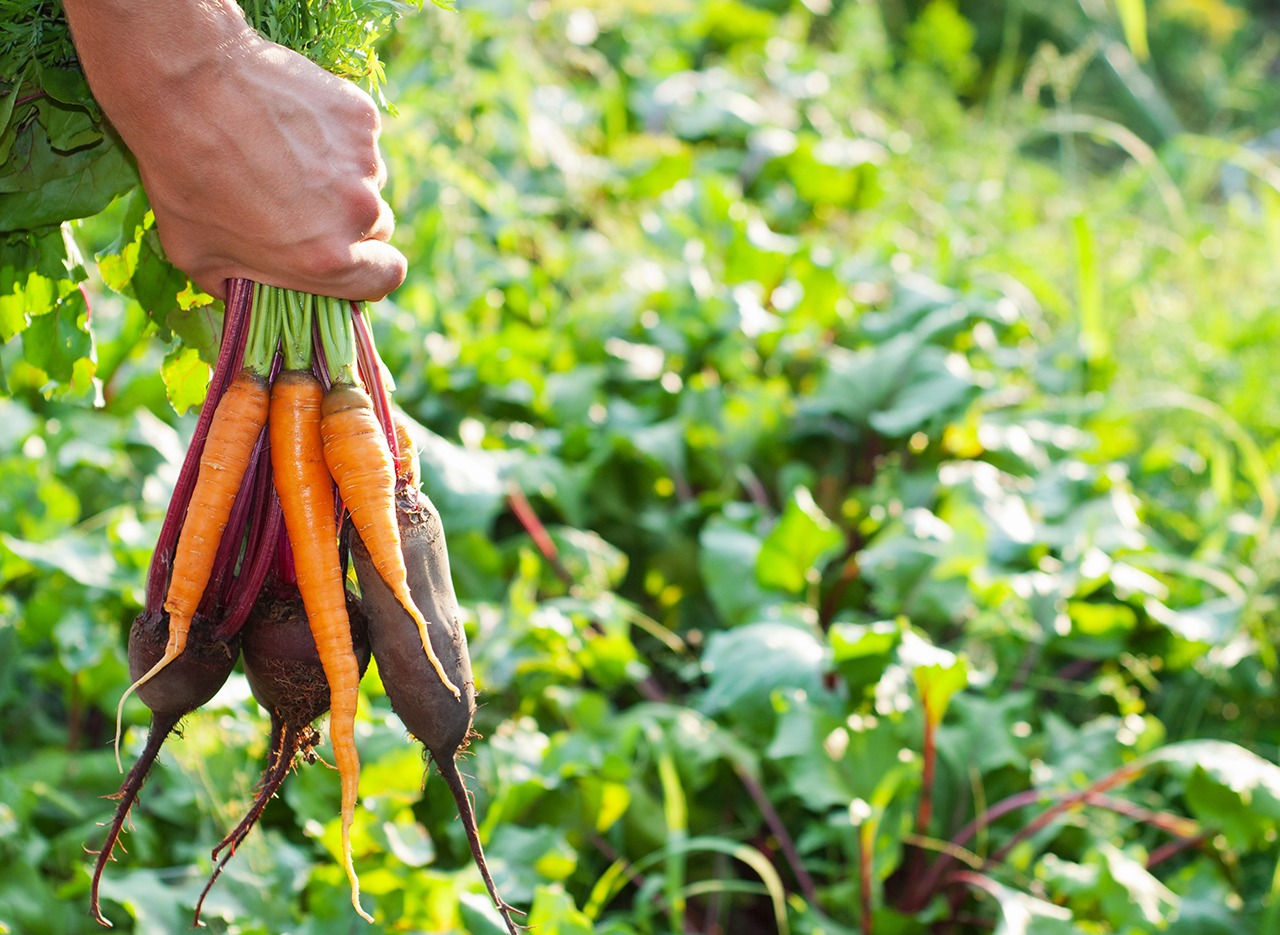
[
  {"left": 391, "top": 408, "right": 419, "bottom": 486},
  {"left": 321, "top": 383, "right": 459, "bottom": 698},
  {"left": 270, "top": 290, "right": 370, "bottom": 922},
  {"left": 193, "top": 581, "right": 371, "bottom": 926},
  {"left": 315, "top": 295, "right": 459, "bottom": 699}
]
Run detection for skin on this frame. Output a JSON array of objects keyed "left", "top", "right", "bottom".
[{"left": 60, "top": 0, "right": 406, "bottom": 301}]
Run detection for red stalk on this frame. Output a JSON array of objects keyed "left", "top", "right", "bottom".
[
  {"left": 213, "top": 462, "right": 284, "bottom": 642},
  {"left": 507, "top": 483, "right": 573, "bottom": 587},
  {"left": 197, "top": 427, "right": 266, "bottom": 619},
  {"left": 909, "top": 763, "right": 1145, "bottom": 909}
]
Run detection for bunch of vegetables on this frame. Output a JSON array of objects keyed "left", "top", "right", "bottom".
[
  {"left": 90, "top": 281, "right": 521, "bottom": 932},
  {"left": 6, "top": 0, "right": 519, "bottom": 926}
]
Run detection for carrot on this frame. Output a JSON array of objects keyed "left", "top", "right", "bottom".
[
  {"left": 391, "top": 408, "right": 420, "bottom": 487},
  {"left": 270, "top": 290, "right": 371, "bottom": 922},
  {"left": 193, "top": 581, "right": 371, "bottom": 925},
  {"left": 113, "top": 286, "right": 279, "bottom": 767},
  {"left": 316, "top": 295, "right": 459, "bottom": 699}
]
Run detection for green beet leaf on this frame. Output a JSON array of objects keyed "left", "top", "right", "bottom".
[
  {"left": 159, "top": 345, "right": 210, "bottom": 416},
  {"left": 699, "top": 619, "right": 828, "bottom": 734},
  {"left": 756, "top": 485, "right": 844, "bottom": 594}
]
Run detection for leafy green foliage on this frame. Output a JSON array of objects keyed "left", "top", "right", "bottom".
[{"left": 6, "top": 1, "right": 1280, "bottom": 934}]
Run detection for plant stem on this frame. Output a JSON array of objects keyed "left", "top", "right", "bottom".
[
  {"left": 732, "top": 762, "right": 821, "bottom": 911},
  {"left": 350, "top": 301, "right": 399, "bottom": 461},
  {"left": 315, "top": 294, "right": 358, "bottom": 386},
  {"left": 1082, "top": 793, "right": 1199, "bottom": 838},
  {"left": 917, "top": 706, "right": 938, "bottom": 835},
  {"left": 243, "top": 282, "right": 281, "bottom": 377},
  {"left": 1146, "top": 833, "right": 1210, "bottom": 871},
  {"left": 279, "top": 288, "right": 314, "bottom": 371},
  {"left": 507, "top": 482, "right": 574, "bottom": 587},
  {"left": 911, "top": 763, "right": 1143, "bottom": 907},
  {"left": 213, "top": 453, "right": 284, "bottom": 642},
  {"left": 859, "top": 822, "right": 875, "bottom": 935},
  {"left": 984, "top": 765, "right": 1142, "bottom": 867}
]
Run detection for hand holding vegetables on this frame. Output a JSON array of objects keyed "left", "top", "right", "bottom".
[
  {"left": 96, "top": 283, "right": 518, "bottom": 929},
  {"left": 60, "top": 0, "right": 406, "bottom": 301}
]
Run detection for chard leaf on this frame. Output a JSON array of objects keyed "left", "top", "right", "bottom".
[
  {"left": 1145, "top": 740, "right": 1280, "bottom": 850},
  {"left": 699, "top": 619, "right": 827, "bottom": 733},
  {"left": 160, "top": 345, "right": 210, "bottom": 416}
]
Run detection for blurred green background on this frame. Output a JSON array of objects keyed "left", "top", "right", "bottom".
[{"left": 6, "top": 0, "right": 1280, "bottom": 932}]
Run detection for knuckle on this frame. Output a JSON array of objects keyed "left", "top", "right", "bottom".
[
  {"left": 341, "top": 88, "right": 381, "bottom": 134},
  {"left": 346, "top": 185, "right": 386, "bottom": 234}
]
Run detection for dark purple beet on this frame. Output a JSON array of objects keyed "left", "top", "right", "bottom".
[
  {"left": 91, "top": 610, "right": 241, "bottom": 927},
  {"left": 351, "top": 483, "right": 520, "bottom": 935}
]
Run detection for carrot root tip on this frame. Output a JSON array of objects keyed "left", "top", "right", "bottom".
[{"left": 112, "top": 647, "right": 182, "bottom": 771}]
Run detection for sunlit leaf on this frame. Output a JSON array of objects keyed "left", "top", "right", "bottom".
[
  {"left": 160, "top": 344, "right": 210, "bottom": 415},
  {"left": 899, "top": 629, "right": 968, "bottom": 727},
  {"left": 756, "top": 486, "right": 844, "bottom": 594},
  {"left": 700, "top": 620, "right": 827, "bottom": 730}
]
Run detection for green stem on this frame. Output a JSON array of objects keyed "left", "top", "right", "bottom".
[
  {"left": 242, "top": 283, "right": 282, "bottom": 377},
  {"left": 279, "top": 288, "right": 314, "bottom": 372},
  {"left": 316, "top": 294, "right": 358, "bottom": 386}
]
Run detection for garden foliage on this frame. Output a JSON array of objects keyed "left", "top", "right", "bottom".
[{"left": 3, "top": 1, "right": 1280, "bottom": 933}]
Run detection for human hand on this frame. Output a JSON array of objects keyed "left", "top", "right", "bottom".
[{"left": 63, "top": 0, "right": 407, "bottom": 302}]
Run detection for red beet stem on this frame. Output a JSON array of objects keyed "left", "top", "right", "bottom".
[{"left": 215, "top": 485, "right": 285, "bottom": 643}]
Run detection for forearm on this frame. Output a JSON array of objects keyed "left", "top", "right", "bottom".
[{"left": 62, "top": 0, "right": 257, "bottom": 142}]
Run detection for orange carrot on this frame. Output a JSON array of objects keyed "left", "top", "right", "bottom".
[
  {"left": 271, "top": 367, "right": 370, "bottom": 922},
  {"left": 314, "top": 294, "right": 458, "bottom": 699},
  {"left": 391, "top": 409, "right": 420, "bottom": 487},
  {"left": 321, "top": 382, "right": 459, "bottom": 699},
  {"left": 114, "top": 367, "right": 268, "bottom": 765},
  {"left": 270, "top": 288, "right": 371, "bottom": 923}
]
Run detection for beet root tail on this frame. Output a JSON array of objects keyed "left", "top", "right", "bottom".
[
  {"left": 90, "top": 710, "right": 183, "bottom": 927},
  {"left": 193, "top": 715, "right": 309, "bottom": 926},
  {"left": 435, "top": 756, "right": 525, "bottom": 935}
]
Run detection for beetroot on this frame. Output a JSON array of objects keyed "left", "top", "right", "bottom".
[
  {"left": 90, "top": 610, "right": 241, "bottom": 927},
  {"left": 351, "top": 482, "right": 520, "bottom": 934}
]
